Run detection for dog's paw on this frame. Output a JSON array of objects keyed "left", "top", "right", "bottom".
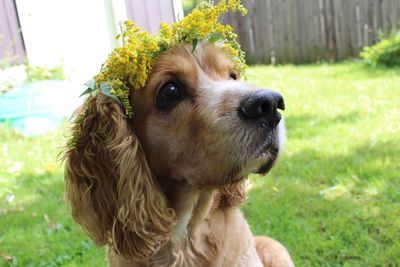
[{"left": 254, "top": 236, "right": 294, "bottom": 267}]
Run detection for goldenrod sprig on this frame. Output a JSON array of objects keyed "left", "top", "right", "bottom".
[{"left": 80, "top": 0, "right": 247, "bottom": 118}]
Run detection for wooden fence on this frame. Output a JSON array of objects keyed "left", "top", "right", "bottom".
[
  {"left": 224, "top": 0, "right": 400, "bottom": 64},
  {"left": 0, "top": 0, "right": 25, "bottom": 64}
]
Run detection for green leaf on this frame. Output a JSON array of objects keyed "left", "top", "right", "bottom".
[
  {"left": 99, "top": 82, "right": 111, "bottom": 92},
  {"left": 100, "top": 82, "right": 122, "bottom": 106},
  {"left": 192, "top": 39, "right": 199, "bottom": 52},
  {"left": 85, "top": 77, "right": 96, "bottom": 89},
  {"left": 79, "top": 87, "right": 94, "bottom": 97},
  {"left": 209, "top": 32, "right": 223, "bottom": 43},
  {"left": 80, "top": 78, "right": 98, "bottom": 97}
]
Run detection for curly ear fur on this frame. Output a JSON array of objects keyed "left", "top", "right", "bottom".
[
  {"left": 220, "top": 180, "right": 247, "bottom": 208},
  {"left": 62, "top": 95, "right": 175, "bottom": 261}
]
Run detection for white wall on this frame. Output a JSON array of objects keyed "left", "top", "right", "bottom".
[
  {"left": 15, "top": 0, "right": 127, "bottom": 83},
  {"left": 15, "top": 0, "right": 183, "bottom": 83}
]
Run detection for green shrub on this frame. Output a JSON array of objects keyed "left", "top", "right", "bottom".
[
  {"left": 360, "top": 32, "right": 400, "bottom": 67},
  {"left": 25, "top": 62, "right": 65, "bottom": 83},
  {"left": 0, "top": 63, "right": 64, "bottom": 94}
]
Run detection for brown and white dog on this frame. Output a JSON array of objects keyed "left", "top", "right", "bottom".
[{"left": 63, "top": 43, "right": 294, "bottom": 267}]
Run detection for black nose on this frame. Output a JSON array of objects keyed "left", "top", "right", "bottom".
[{"left": 239, "top": 90, "right": 285, "bottom": 128}]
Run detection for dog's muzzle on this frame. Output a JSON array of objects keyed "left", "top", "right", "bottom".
[{"left": 237, "top": 89, "right": 285, "bottom": 175}]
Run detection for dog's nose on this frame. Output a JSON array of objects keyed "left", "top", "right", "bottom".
[{"left": 239, "top": 90, "right": 285, "bottom": 128}]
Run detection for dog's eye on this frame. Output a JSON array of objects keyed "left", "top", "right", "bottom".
[
  {"left": 229, "top": 73, "right": 238, "bottom": 80},
  {"left": 156, "top": 81, "right": 184, "bottom": 110}
]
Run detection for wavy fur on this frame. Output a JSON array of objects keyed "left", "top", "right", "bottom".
[
  {"left": 62, "top": 43, "right": 294, "bottom": 267},
  {"left": 62, "top": 95, "right": 175, "bottom": 261}
]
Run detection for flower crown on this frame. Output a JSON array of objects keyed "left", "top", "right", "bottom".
[{"left": 81, "top": 0, "right": 248, "bottom": 118}]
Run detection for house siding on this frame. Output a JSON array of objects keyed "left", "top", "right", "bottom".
[{"left": 125, "top": 0, "right": 176, "bottom": 33}]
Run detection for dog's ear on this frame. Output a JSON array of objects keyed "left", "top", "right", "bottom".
[{"left": 62, "top": 94, "right": 175, "bottom": 261}]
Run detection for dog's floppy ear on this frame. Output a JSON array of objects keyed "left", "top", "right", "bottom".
[{"left": 62, "top": 94, "right": 175, "bottom": 261}]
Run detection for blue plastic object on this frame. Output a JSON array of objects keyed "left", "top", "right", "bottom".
[{"left": 0, "top": 80, "right": 84, "bottom": 135}]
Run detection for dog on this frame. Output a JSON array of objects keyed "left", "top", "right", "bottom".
[{"left": 63, "top": 42, "right": 294, "bottom": 267}]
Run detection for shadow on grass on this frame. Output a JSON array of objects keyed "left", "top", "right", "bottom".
[
  {"left": 278, "top": 138, "right": 399, "bottom": 185},
  {"left": 284, "top": 111, "right": 362, "bottom": 139},
  {"left": 245, "top": 139, "right": 400, "bottom": 266},
  {"left": 0, "top": 169, "right": 105, "bottom": 267}
]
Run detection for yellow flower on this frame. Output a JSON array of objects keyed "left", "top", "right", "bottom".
[
  {"left": 88, "top": 0, "right": 247, "bottom": 118},
  {"left": 69, "top": 0, "right": 249, "bottom": 149},
  {"left": 159, "top": 22, "right": 172, "bottom": 40}
]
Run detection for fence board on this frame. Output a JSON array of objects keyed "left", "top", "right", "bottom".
[
  {"left": 290, "top": 0, "right": 300, "bottom": 62},
  {"left": 225, "top": 0, "right": 400, "bottom": 64},
  {"left": 0, "top": 0, "right": 25, "bottom": 64}
]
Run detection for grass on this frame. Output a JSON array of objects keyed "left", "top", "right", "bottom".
[
  {"left": 0, "top": 128, "right": 104, "bottom": 266},
  {"left": 1, "top": 62, "right": 399, "bottom": 266},
  {"left": 245, "top": 62, "right": 400, "bottom": 266}
]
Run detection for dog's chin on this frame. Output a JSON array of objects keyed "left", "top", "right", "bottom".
[
  {"left": 253, "top": 153, "right": 278, "bottom": 175},
  {"left": 239, "top": 120, "right": 286, "bottom": 178},
  {"left": 254, "top": 120, "right": 286, "bottom": 175},
  {"left": 213, "top": 121, "right": 286, "bottom": 185},
  {"left": 233, "top": 145, "right": 279, "bottom": 181},
  {"left": 251, "top": 146, "right": 279, "bottom": 174}
]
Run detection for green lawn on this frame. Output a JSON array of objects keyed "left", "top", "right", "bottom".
[{"left": 1, "top": 62, "right": 399, "bottom": 266}]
